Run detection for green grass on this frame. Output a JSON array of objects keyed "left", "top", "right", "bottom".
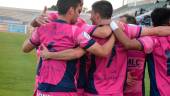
[
  {"left": 145, "top": 65, "right": 150, "bottom": 96},
  {"left": 0, "top": 32, "right": 36, "bottom": 96},
  {"left": 0, "top": 32, "right": 151, "bottom": 96}
]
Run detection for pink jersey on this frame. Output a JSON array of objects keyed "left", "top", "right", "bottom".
[
  {"left": 37, "top": 90, "right": 77, "bottom": 96},
  {"left": 124, "top": 50, "right": 146, "bottom": 96},
  {"left": 30, "top": 19, "right": 96, "bottom": 93},
  {"left": 84, "top": 24, "right": 153, "bottom": 95},
  {"left": 124, "top": 36, "right": 155, "bottom": 96},
  {"left": 47, "top": 12, "right": 86, "bottom": 28},
  {"left": 147, "top": 36, "right": 170, "bottom": 96},
  {"left": 33, "top": 12, "right": 96, "bottom": 95}
]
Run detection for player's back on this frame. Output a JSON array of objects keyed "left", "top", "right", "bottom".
[
  {"left": 112, "top": 22, "right": 143, "bottom": 95},
  {"left": 147, "top": 36, "right": 170, "bottom": 96},
  {"left": 32, "top": 19, "right": 82, "bottom": 92},
  {"left": 124, "top": 50, "right": 146, "bottom": 96},
  {"left": 85, "top": 35, "right": 118, "bottom": 94},
  {"left": 85, "top": 23, "right": 142, "bottom": 95}
]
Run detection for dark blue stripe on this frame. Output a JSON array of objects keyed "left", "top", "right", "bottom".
[
  {"left": 146, "top": 53, "right": 160, "bottom": 96},
  {"left": 36, "top": 57, "right": 43, "bottom": 75},
  {"left": 123, "top": 59, "right": 128, "bottom": 91},
  {"left": 85, "top": 55, "right": 98, "bottom": 94},
  {"left": 137, "top": 26, "right": 142, "bottom": 38},
  {"left": 29, "top": 39, "right": 40, "bottom": 46},
  {"left": 47, "top": 42, "right": 56, "bottom": 52},
  {"left": 90, "top": 26, "right": 97, "bottom": 36},
  {"left": 83, "top": 39, "right": 96, "bottom": 49},
  {"left": 54, "top": 19, "right": 68, "bottom": 24},
  {"left": 38, "top": 59, "right": 78, "bottom": 92},
  {"left": 106, "top": 47, "right": 116, "bottom": 68},
  {"left": 77, "top": 55, "right": 87, "bottom": 89},
  {"left": 165, "top": 50, "right": 170, "bottom": 76}
]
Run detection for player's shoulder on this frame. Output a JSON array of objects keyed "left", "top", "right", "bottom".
[{"left": 38, "top": 22, "right": 56, "bottom": 29}]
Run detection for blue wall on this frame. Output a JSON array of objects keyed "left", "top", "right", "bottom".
[{"left": 8, "top": 24, "right": 26, "bottom": 33}]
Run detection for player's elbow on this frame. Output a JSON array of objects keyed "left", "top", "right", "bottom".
[
  {"left": 22, "top": 45, "right": 33, "bottom": 53},
  {"left": 123, "top": 42, "right": 133, "bottom": 50},
  {"left": 22, "top": 47, "right": 30, "bottom": 53}
]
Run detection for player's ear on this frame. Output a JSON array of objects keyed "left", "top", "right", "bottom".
[
  {"left": 95, "top": 13, "right": 101, "bottom": 20},
  {"left": 68, "top": 7, "right": 75, "bottom": 16}
]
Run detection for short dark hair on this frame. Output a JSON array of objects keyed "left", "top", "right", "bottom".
[
  {"left": 151, "top": 8, "right": 170, "bottom": 26},
  {"left": 57, "top": 0, "right": 81, "bottom": 15},
  {"left": 120, "top": 14, "right": 137, "bottom": 24},
  {"left": 92, "top": 0, "right": 113, "bottom": 19}
]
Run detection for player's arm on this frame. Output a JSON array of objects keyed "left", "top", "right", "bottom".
[
  {"left": 22, "top": 39, "right": 36, "bottom": 53},
  {"left": 83, "top": 34, "right": 115, "bottom": 57},
  {"left": 110, "top": 21, "right": 143, "bottom": 50},
  {"left": 92, "top": 25, "right": 112, "bottom": 38},
  {"left": 31, "top": 7, "right": 51, "bottom": 27},
  {"left": 40, "top": 45, "right": 85, "bottom": 60},
  {"left": 141, "top": 26, "right": 170, "bottom": 36},
  {"left": 22, "top": 28, "right": 40, "bottom": 53},
  {"left": 110, "top": 21, "right": 154, "bottom": 53}
]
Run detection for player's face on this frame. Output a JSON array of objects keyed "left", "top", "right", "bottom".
[
  {"left": 90, "top": 10, "right": 97, "bottom": 25},
  {"left": 71, "top": 4, "right": 82, "bottom": 24},
  {"left": 80, "top": 0, "right": 83, "bottom": 13}
]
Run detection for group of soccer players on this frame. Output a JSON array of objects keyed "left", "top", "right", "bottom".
[{"left": 22, "top": 0, "right": 170, "bottom": 96}]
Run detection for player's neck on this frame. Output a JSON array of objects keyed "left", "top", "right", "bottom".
[
  {"left": 98, "top": 19, "right": 111, "bottom": 25},
  {"left": 58, "top": 15, "right": 71, "bottom": 24}
]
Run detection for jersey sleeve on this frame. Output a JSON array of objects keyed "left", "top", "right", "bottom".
[
  {"left": 72, "top": 27, "right": 96, "bottom": 49},
  {"left": 137, "top": 36, "right": 155, "bottom": 54},
  {"left": 29, "top": 28, "right": 40, "bottom": 47},
  {"left": 124, "top": 23, "right": 142, "bottom": 38},
  {"left": 75, "top": 17, "right": 87, "bottom": 27},
  {"left": 47, "top": 12, "right": 58, "bottom": 21},
  {"left": 80, "top": 24, "right": 97, "bottom": 36}
]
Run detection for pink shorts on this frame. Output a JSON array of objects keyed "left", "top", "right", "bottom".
[
  {"left": 36, "top": 90, "right": 78, "bottom": 96},
  {"left": 84, "top": 92, "right": 123, "bottom": 96}
]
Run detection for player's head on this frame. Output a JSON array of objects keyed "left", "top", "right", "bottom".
[
  {"left": 151, "top": 8, "right": 170, "bottom": 26},
  {"left": 90, "top": 0, "right": 113, "bottom": 25},
  {"left": 79, "top": 0, "right": 84, "bottom": 13},
  {"left": 57, "top": 0, "right": 82, "bottom": 24},
  {"left": 119, "top": 14, "right": 137, "bottom": 24}
]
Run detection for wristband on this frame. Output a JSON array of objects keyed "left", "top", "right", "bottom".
[{"left": 110, "top": 21, "right": 119, "bottom": 31}]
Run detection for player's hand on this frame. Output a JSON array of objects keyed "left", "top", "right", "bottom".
[
  {"left": 31, "top": 6, "right": 50, "bottom": 27},
  {"left": 40, "top": 44, "right": 50, "bottom": 59}
]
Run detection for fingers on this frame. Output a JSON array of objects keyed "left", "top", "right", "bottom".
[
  {"left": 40, "top": 44, "right": 49, "bottom": 59},
  {"left": 35, "top": 15, "right": 49, "bottom": 25},
  {"left": 31, "top": 6, "right": 50, "bottom": 27},
  {"left": 42, "top": 6, "right": 47, "bottom": 15},
  {"left": 41, "top": 44, "right": 48, "bottom": 50}
]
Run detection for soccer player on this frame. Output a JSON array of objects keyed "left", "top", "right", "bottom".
[
  {"left": 119, "top": 14, "right": 147, "bottom": 96},
  {"left": 147, "top": 8, "right": 170, "bottom": 96},
  {"left": 22, "top": 0, "right": 115, "bottom": 96}
]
